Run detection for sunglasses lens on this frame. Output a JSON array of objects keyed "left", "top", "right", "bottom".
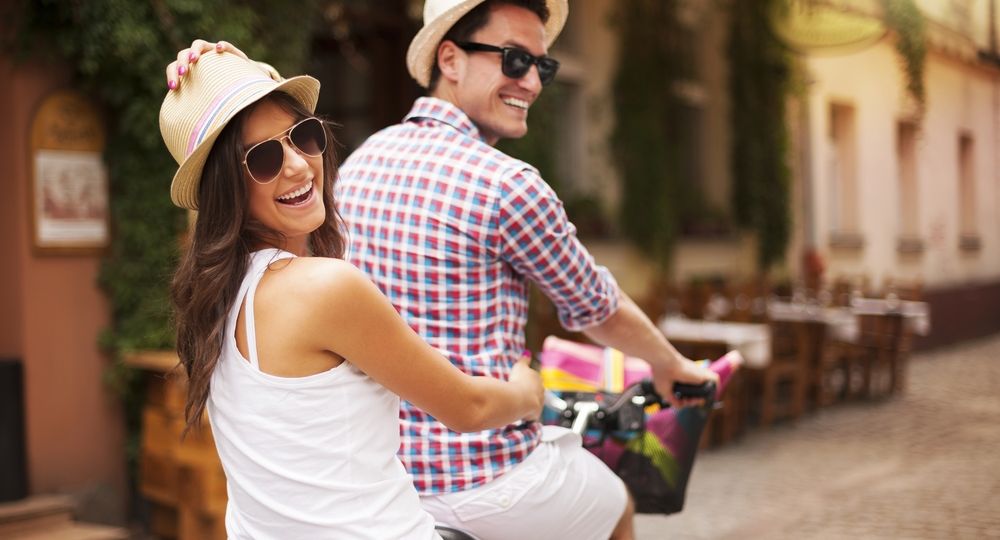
[
  {"left": 537, "top": 58, "right": 559, "bottom": 86},
  {"left": 290, "top": 118, "right": 327, "bottom": 156},
  {"left": 246, "top": 140, "right": 284, "bottom": 183},
  {"left": 501, "top": 48, "right": 559, "bottom": 85},
  {"left": 502, "top": 49, "right": 534, "bottom": 79}
]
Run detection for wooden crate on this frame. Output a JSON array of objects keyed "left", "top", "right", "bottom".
[
  {"left": 147, "top": 502, "right": 179, "bottom": 539},
  {"left": 139, "top": 451, "right": 179, "bottom": 506},
  {"left": 129, "top": 352, "right": 229, "bottom": 540},
  {"left": 145, "top": 373, "right": 187, "bottom": 416}
]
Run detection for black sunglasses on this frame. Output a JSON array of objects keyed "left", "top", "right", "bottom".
[
  {"left": 243, "top": 117, "right": 328, "bottom": 184},
  {"left": 454, "top": 41, "right": 560, "bottom": 86}
]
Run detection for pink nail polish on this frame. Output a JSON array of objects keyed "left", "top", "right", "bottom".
[
  {"left": 188, "top": 51, "right": 196, "bottom": 62},
  {"left": 168, "top": 80, "right": 177, "bottom": 90},
  {"left": 178, "top": 65, "right": 186, "bottom": 76}
]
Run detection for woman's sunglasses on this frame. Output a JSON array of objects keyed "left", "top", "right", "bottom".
[
  {"left": 243, "top": 117, "right": 328, "bottom": 184},
  {"left": 454, "top": 41, "right": 560, "bottom": 86}
]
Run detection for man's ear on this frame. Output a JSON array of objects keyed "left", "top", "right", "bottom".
[{"left": 437, "top": 40, "right": 463, "bottom": 84}]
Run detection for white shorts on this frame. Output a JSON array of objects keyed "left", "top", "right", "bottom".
[{"left": 420, "top": 426, "right": 628, "bottom": 540}]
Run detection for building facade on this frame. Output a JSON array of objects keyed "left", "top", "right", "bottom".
[{"left": 554, "top": 0, "right": 1000, "bottom": 345}]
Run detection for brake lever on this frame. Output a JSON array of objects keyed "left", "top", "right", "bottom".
[
  {"left": 544, "top": 391, "right": 568, "bottom": 412},
  {"left": 571, "top": 402, "right": 600, "bottom": 435}
]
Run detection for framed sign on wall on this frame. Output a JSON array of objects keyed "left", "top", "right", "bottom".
[{"left": 29, "top": 90, "right": 108, "bottom": 254}]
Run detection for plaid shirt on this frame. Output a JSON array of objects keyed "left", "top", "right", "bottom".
[{"left": 336, "top": 97, "right": 620, "bottom": 494}]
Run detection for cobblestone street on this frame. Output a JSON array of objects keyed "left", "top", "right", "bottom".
[{"left": 635, "top": 333, "right": 1000, "bottom": 540}]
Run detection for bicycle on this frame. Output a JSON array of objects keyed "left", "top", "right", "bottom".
[{"left": 434, "top": 375, "right": 719, "bottom": 540}]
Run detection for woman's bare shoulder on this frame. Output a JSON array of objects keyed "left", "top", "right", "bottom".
[{"left": 261, "top": 256, "right": 378, "bottom": 310}]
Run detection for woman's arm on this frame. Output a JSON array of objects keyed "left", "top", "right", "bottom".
[{"left": 299, "top": 258, "right": 544, "bottom": 432}]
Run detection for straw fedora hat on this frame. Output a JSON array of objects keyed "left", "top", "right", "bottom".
[
  {"left": 406, "top": 0, "right": 568, "bottom": 89},
  {"left": 160, "top": 52, "right": 320, "bottom": 210}
]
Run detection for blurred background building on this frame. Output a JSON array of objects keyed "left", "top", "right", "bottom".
[
  {"left": 0, "top": 0, "right": 997, "bottom": 537},
  {"left": 537, "top": 0, "right": 1000, "bottom": 349}
]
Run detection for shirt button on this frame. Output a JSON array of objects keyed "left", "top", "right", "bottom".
[{"left": 498, "top": 494, "right": 511, "bottom": 507}]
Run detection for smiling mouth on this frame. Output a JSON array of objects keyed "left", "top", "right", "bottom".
[
  {"left": 502, "top": 97, "right": 530, "bottom": 110},
  {"left": 275, "top": 183, "right": 315, "bottom": 206}
]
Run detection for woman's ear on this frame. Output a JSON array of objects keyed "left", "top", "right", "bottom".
[{"left": 437, "top": 40, "right": 464, "bottom": 85}]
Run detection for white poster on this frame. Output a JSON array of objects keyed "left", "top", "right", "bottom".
[{"left": 34, "top": 149, "right": 109, "bottom": 248}]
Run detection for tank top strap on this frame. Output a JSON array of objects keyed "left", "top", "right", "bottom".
[{"left": 240, "top": 248, "right": 296, "bottom": 370}]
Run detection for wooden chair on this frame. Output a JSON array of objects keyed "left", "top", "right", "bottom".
[
  {"left": 637, "top": 278, "right": 680, "bottom": 324},
  {"left": 855, "top": 312, "right": 910, "bottom": 398},
  {"left": 793, "top": 319, "right": 845, "bottom": 410},
  {"left": 750, "top": 320, "right": 813, "bottom": 427},
  {"left": 882, "top": 277, "right": 924, "bottom": 302},
  {"left": 830, "top": 274, "right": 874, "bottom": 306},
  {"left": 680, "top": 279, "right": 711, "bottom": 320},
  {"left": 815, "top": 332, "right": 856, "bottom": 405},
  {"left": 724, "top": 279, "right": 771, "bottom": 323}
]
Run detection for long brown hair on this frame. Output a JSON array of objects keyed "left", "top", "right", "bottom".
[{"left": 171, "top": 91, "right": 345, "bottom": 433}]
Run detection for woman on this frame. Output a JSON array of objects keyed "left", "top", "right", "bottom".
[{"left": 159, "top": 51, "right": 542, "bottom": 539}]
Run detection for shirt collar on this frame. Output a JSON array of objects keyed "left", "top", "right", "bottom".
[{"left": 404, "top": 97, "right": 485, "bottom": 143}]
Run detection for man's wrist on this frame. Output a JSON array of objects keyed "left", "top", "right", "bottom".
[{"left": 650, "top": 350, "right": 688, "bottom": 378}]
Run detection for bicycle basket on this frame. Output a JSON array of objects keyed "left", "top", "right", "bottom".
[{"left": 539, "top": 336, "right": 740, "bottom": 515}]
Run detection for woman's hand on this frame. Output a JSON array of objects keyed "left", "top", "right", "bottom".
[
  {"left": 508, "top": 354, "right": 545, "bottom": 422},
  {"left": 165, "top": 39, "right": 247, "bottom": 90}
]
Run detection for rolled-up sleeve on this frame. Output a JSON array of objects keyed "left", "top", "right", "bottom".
[{"left": 495, "top": 168, "right": 620, "bottom": 331}]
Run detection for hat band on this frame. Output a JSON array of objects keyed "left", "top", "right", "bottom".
[{"left": 186, "top": 76, "right": 274, "bottom": 157}]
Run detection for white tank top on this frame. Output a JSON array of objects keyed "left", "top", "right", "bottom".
[{"left": 207, "top": 248, "right": 439, "bottom": 539}]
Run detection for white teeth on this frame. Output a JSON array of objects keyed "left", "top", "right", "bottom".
[
  {"left": 276, "top": 184, "right": 311, "bottom": 201},
  {"left": 503, "top": 97, "right": 530, "bottom": 110}
]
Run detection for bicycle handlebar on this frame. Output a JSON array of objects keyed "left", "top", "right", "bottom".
[{"left": 544, "top": 378, "right": 717, "bottom": 442}]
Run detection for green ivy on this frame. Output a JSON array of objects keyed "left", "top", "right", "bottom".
[
  {"left": 881, "top": 0, "right": 927, "bottom": 115},
  {"left": 11, "top": 0, "right": 320, "bottom": 503},
  {"left": 729, "top": 0, "right": 792, "bottom": 271},
  {"left": 610, "top": 0, "right": 686, "bottom": 269}
]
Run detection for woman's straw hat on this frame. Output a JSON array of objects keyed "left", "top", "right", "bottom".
[
  {"left": 159, "top": 52, "right": 320, "bottom": 210},
  {"left": 406, "top": 0, "right": 568, "bottom": 89}
]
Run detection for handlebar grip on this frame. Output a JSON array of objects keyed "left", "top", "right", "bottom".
[
  {"left": 672, "top": 380, "right": 716, "bottom": 401},
  {"left": 639, "top": 379, "right": 717, "bottom": 402}
]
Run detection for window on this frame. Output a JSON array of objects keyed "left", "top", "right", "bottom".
[
  {"left": 958, "top": 132, "right": 980, "bottom": 251},
  {"left": 673, "top": 11, "right": 723, "bottom": 237},
  {"left": 896, "top": 121, "right": 922, "bottom": 253},
  {"left": 308, "top": 1, "right": 422, "bottom": 155},
  {"left": 828, "top": 103, "right": 861, "bottom": 248}
]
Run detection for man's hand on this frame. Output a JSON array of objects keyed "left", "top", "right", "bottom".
[
  {"left": 652, "top": 355, "right": 720, "bottom": 409},
  {"left": 508, "top": 354, "right": 545, "bottom": 422},
  {"left": 165, "top": 39, "right": 248, "bottom": 90}
]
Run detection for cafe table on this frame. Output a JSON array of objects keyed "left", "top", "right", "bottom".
[
  {"left": 766, "top": 300, "right": 858, "bottom": 341},
  {"left": 850, "top": 297, "right": 931, "bottom": 336},
  {"left": 657, "top": 315, "right": 770, "bottom": 368},
  {"left": 656, "top": 315, "right": 770, "bottom": 444},
  {"left": 767, "top": 297, "right": 931, "bottom": 341}
]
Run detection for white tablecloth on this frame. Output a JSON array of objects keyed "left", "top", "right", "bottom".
[
  {"left": 850, "top": 298, "right": 931, "bottom": 336},
  {"left": 767, "top": 301, "right": 858, "bottom": 342},
  {"left": 767, "top": 298, "right": 931, "bottom": 343},
  {"left": 658, "top": 315, "right": 770, "bottom": 368}
]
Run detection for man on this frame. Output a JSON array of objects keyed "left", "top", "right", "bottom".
[{"left": 166, "top": 1, "right": 717, "bottom": 538}]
